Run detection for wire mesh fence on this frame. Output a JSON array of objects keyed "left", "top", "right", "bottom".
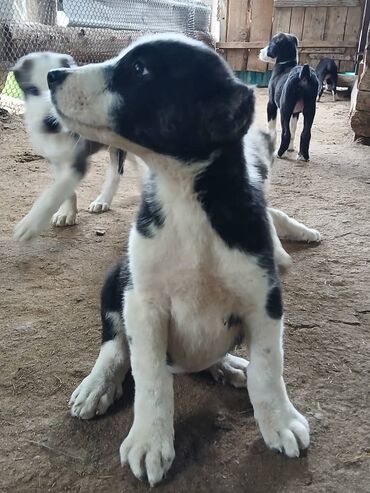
[{"left": 0, "top": 0, "right": 214, "bottom": 112}]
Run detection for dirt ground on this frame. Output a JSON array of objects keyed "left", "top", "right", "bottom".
[{"left": 0, "top": 89, "right": 369, "bottom": 493}]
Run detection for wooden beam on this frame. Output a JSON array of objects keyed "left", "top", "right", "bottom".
[
  {"left": 2, "top": 22, "right": 214, "bottom": 66},
  {"left": 217, "top": 40, "right": 358, "bottom": 48},
  {"left": 275, "top": 0, "right": 359, "bottom": 6}
]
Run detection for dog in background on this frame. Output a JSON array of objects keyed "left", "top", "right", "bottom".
[
  {"left": 49, "top": 33, "right": 320, "bottom": 486},
  {"left": 260, "top": 32, "right": 319, "bottom": 162},
  {"left": 13, "top": 52, "right": 126, "bottom": 241},
  {"left": 316, "top": 58, "right": 338, "bottom": 102}
]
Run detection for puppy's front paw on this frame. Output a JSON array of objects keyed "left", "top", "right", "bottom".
[
  {"left": 88, "top": 197, "right": 110, "bottom": 213},
  {"left": 69, "top": 372, "right": 123, "bottom": 419},
  {"left": 14, "top": 212, "right": 48, "bottom": 241},
  {"left": 52, "top": 209, "right": 77, "bottom": 227},
  {"left": 120, "top": 422, "right": 175, "bottom": 486},
  {"left": 256, "top": 402, "right": 310, "bottom": 458}
]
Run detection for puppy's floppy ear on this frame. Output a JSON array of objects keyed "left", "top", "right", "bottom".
[{"left": 203, "top": 81, "right": 255, "bottom": 143}]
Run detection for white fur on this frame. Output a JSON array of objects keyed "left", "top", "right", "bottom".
[
  {"left": 288, "top": 114, "right": 298, "bottom": 152},
  {"left": 69, "top": 320, "right": 130, "bottom": 419}
]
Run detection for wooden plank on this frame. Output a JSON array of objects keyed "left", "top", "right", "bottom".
[
  {"left": 351, "top": 108, "right": 370, "bottom": 137},
  {"left": 342, "top": 5, "right": 363, "bottom": 71},
  {"left": 290, "top": 7, "right": 305, "bottom": 40},
  {"left": 217, "top": 39, "right": 358, "bottom": 48},
  {"left": 219, "top": 0, "right": 228, "bottom": 42},
  {"left": 302, "top": 7, "right": 327, "bottom": 39},
  {"left": 323, "top": 7, "right": 348, "bottom": 70},
  {"left": 275, "top": 0, "right": 359, "bottom": 6},
  {"left": 247, "top": 0, "right": 274, "bottom": 71},
  {"left": 272, "top": 7, "right": 292, "bottom": 34},
  {"left": 225, "top": 0, "right": 250, "bottom": 70},
  {"left": 301, "top": 6, "right": 328, "bottom": 64}
]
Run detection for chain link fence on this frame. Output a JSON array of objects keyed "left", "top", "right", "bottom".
[{"left": 0, "top": 0, "right": 214, "bottom": 112}]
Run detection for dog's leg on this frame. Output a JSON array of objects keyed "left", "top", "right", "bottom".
[
  {"left": 317, "top": 82, "right": 324, "bottom": 102},
  {"left": 52, "top": 193, "right": 78, "bottom": 227},
  {"left": 267, "top": 100, "right": 278, "bottom": 142},
  {"left": 246, "top": 296, "right": 310, "bottom": 457},
  {"left": 269, "top": 207, "right": 321, "bottom": 243},
  {"left": 69, "top": 263, "right": 130, "bottom": 419},
  {"left": 297, "top": 105, "right": 315, "bottom": 162},
  {"left": 14, "top": 164, "right": 85, "bottom": 241},
  {"left": 267, "top": 209, "right": 292, "bottom": 269},
  {"left": 288, "top": 112, "right": 299, "bottom": 152},
  {"left": 89, "top": 148, "right": 126, "bottom": 213},
  {"left": 120, "top": 290, "right": 175, "bottom": 486},
  {"left": 208, "top": 353, "right": 249, "bottom": 388},
  {"left": 277, "top": 110, "right": 292, "bottom": 158}
]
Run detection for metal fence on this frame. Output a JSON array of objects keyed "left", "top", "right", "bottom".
[{"left": 0, "top": 0, "right": 213, "bottom": 111}]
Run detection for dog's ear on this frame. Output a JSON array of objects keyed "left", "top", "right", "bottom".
[{"left": 202, "top": 81, "right": 255, "bottom": 143}]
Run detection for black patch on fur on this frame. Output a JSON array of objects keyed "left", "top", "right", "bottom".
[
  {"left": 194, "top": 142, "right": 275, "bottom": 271},
  {"left": 260, "top": 131, "right": 274, "bottom": 156},
  {"left": 136, "top": 175, "right": 165, "bottom": 238},
  {"left": 101, "top": 40, "right": 254, "bottom": 162},
  {"left": 166, "top": 352, "right": 173, "bottom": 366},
  {"left": 266, "top": 285, "right": 283, "bottom": 320},
  {"left": 42, "top": 114, "right": 61, "bottom": 133},
  {"left": 224, "top": 313, "right": 243, "bottom": 329},
  {"left": 255, "top": 159, "right": 269, "bottom": 181},
  {"left": 22, "top": 85, "right": 40, "bottom": 97},
  {"left": 72, "top": 139, "right": 104, "bottom": 175},
  {"left": 117, "top": 149, "right": 126, "bottom": 175},
  {"left": 101, "top": 259, "right": 132, "bottom": 343}
]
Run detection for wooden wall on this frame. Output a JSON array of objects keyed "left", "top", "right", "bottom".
[{"left": 218, "top": 0, "right": 365, "bottom": 72}]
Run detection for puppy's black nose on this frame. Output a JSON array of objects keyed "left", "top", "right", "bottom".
[{"left": 47, "top": 69, "right": 69, "bottom": 90}]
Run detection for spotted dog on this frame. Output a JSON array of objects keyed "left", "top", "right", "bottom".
[
  {"left": 49, "top": 34, "right": 318, "bottom": 486},
  {"left": 260, "top": 33, "right": 319, "bottom": 162},
  {"left": 13, "top": 52, "right": 126, "bottom": 241}
]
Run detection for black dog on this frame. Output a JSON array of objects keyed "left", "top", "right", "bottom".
[
  {"left": 260, "top": 32, "right": 318, "bottom": 161},
  {"left": 316, "top": 57, "right": 338, "bottom": 102}
]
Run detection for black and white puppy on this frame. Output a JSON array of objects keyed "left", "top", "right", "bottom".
[
  {"left": 49, "top": 34, "right": 315, "bottom": 486},
  {"left": 260, "top": 32, "right": 319, "bottom": 161},
  {"left": 316, "top": 57, "right": 338, "bottom": 102},
  {"left": 13, "top": 52, "right": 126, "bottom": 240}
]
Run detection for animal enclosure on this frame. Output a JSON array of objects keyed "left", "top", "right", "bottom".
[
  {"left": 0, "top": 0, "right": 213, "bottom": 107},
  {"left": 218, "top": 0, "right": 366, "bottom": 72}
]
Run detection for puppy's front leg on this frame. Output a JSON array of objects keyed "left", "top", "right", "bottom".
[
  {"left": 246, "top": 294, "right": 310, "bottom": 457},
  {"left": 120, "top": 290, "right": 175, "bottom": 486},
  {"left": 269, "top": 207, "right": 321, "bottom": 243}
]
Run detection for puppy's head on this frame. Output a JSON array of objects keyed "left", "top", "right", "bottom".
[
  {"left": 259, "top": 32, "right": 298, "bottom": 64},
  {"left": 13, "top": 52, "right": 76, "bottom": 98},
  {"left": 48, "top": 34, "right": 255, "bottom": 161}
]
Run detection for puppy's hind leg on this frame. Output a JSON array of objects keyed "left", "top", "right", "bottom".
[
  {"left": 269, "top": 207, "right": 321, "bottom": 243},
  {"left": 208, "top": 353, "right": 249, "bottom": 388},
  {"left": 267, "top": 100, "right": 278, "bottom": 144},
  {"left": 288, "top": 112, "right": 299, "bottom": 152},
  {"left": 69, "top": 261, "right": 131, "bottom": 419},
  {"left": 89, "top": 148, "right": 126, "bottom": 213}
]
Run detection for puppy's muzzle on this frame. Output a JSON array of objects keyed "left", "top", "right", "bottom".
[{"left": 47, "top": 69, "right": 69, "bottom": 91}]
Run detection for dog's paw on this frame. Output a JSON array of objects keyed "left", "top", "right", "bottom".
[
  {"left": 300, "top": 227, "right": 321, "bottom": 243},
  {"left": 69, "top": 372, "right": 123, "bottom": 419},
  {"left": 88, "top": 197, "right": 110, "bottom": 213},
  {"left": 274, "top": 247, "right": 293, "bottom": 270},
  {"left": 52, "top": 209, "right": 77, "bottom": 227},
  {"left": 14, "top": 213, "right": 48, "bottom": 241},
  {"left": 120, "top": 422, "right": 175, "bottom": 486},
  {"left": 297, "top": 153, "right": 309, "bottom": 162},
  {"left": 209, "top": 354, "right": 249, "bottom": 388},
  {"left": 256, "top": 403, "right": 310, "bottom": 458}
]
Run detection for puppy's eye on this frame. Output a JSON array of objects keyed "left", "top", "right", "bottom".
[{"left": 133, "top": 61, "right": 148, "bottom": 76}]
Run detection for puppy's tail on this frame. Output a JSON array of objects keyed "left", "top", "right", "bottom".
[{"left": 299, "top": 64, "right": 311, "bottom": 85}]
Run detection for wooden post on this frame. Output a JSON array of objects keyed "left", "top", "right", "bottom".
[{"left": 247, "top": 0, "right": 274, "bottom": 71}]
